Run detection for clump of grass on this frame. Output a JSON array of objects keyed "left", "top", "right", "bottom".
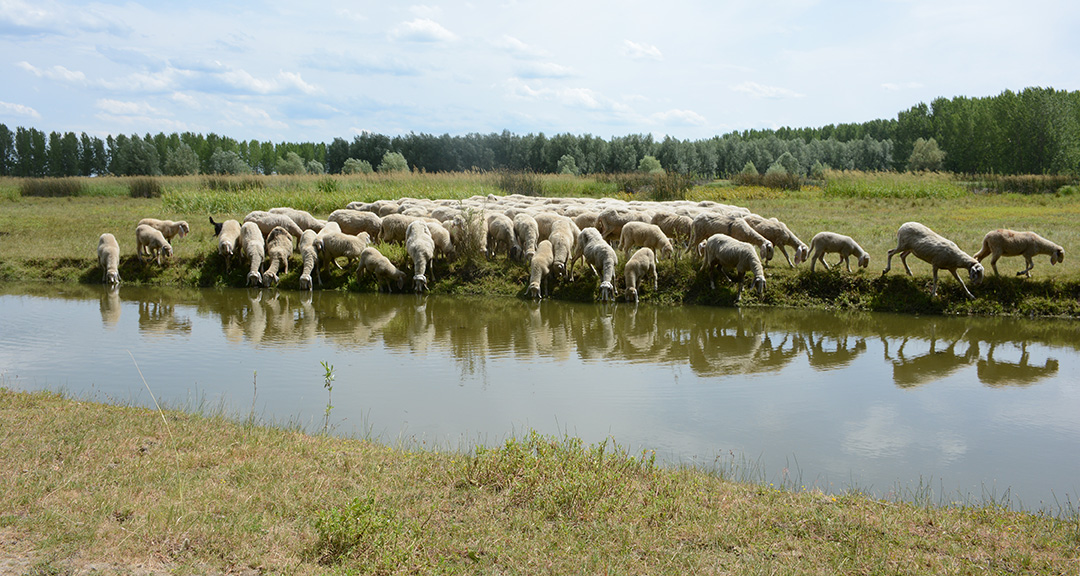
[
  {"left": 974, "top": 174, "right": 1077, "bottom": 195},
  {"left": 203, "top": 175, "right": 266, "bottom": 192},
  {"left": 128, "top": 177, "right": 163, "bottom": 198},
  {"left": 496, "top": 170, "right": 544, "bottom": 196},
  {"left": 20, "top": 177, "right": 86, "bottom": 197},
  {"left": 311, "top": 495, "right": 409, "bottom": 568}
]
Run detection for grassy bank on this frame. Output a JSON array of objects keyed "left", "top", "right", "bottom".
[
  {"left": 2, "top": 388, "right": 1077, "bottom": 575},
  {"left": 2, "top": 173, "right": 1079, "bottom": 317}
]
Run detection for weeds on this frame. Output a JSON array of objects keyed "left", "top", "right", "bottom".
[
  {"left": 20, "top": 177, "right": 86, "bottom": 197},
  {"left": 311, "top": 495, "right": 408, "bottom": 568},
  {"left": 321, "top": 360, "right": 335, "bottom": 434},
  {"left": 128, "top": 177, "right": 163, "bottom": 198},
  {"left": 496, "top": 170, "right": 544, "bottom": 196}
]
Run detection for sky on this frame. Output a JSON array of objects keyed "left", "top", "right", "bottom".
[{"left": 2, "top": 0, "right": 1078, "bottom": 144}]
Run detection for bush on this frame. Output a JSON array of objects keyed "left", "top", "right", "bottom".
[
  {"left": 19, "top": 178, "right": 85, "bottom": 197},
  {"left": 164, "top": 143, "right": 200, "bottom": 176},
  {"left": 557, "top": 154, "right": 579, "bottom": 175},
  {"left": 277, "top": 152, "right": 306, "bottom": 175},
  {"left": 311, "top": 496, "right": 407, "bottom": 567},
  {"left": 763, "top": 163, "right": 801, "bottom": 190},
  {"left": 976, "top": 174, "right": 1077, "bottom": 195},
  {"left": 907, "top": 137, "right": 946, "bottom": 172},
  {"left": 208, "top": 149, "right": 252, "bottom": 175},
  {"left": 128, "top": 177, "right": 163, "bottom": 198},
  {"left": 647, "top": 172, "right": 694, "bottom": 202},
  {"left": 497, "top": 170, "right": 544, "bottom": 196},
  {"left": 638, "top": 155, "right": 664, "bottom": 174},
  {"left": 732, "top": 161, "right": 762, "bottom": 186},
  {"left": 342, "top": 158, "right": 373, "bottom": 175},
  {"left": 377, "top": 151, "right": 409, "bottom": 173}
]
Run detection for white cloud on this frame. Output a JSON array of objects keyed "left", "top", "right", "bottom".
[
  {"left": 96, "top": 99, "right": 162, "bottom": 116},
  {"left": 653, "top": 109, "right": 707, "bottom": 126},
  {"left": 389, "top": 18, "right": 457, "bottom": 42},
  {"left": 623, "top": 40, "right": 663, "bottom": 61},
  {"left": 518, "top": 62, "right": 574, "bottom": 79},
  {"left": 0, "top": 100, "right": 41, "bottom": 118},
  {"left": 17, "top": 61, "right": 87, "bottom": 83},
  {"left": 732, "top": 81, "right": 805, "bottom": 99},
  {"left": 497, "top": 35, "right": 547, "bottom": 59}
]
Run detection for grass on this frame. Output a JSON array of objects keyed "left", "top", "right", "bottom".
[
  {"left": 2, "top": 172, "right": 1080, "bottom": 316},
  {"left": 2, "top": 388, "right": 1078, "bottom": 575}
]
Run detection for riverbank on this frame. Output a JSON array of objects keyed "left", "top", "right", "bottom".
[
  {"left": 2, "top": 388, "right": 1077, "bottom": 575},
  {"left": 2, "top": 174, "right": 1079, "bottom": 317}
]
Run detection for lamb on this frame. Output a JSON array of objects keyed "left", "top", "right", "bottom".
[
  {"left": 260, "top": 226, "right": 295, "bottom": 287},
  {"left": 406, "top": 220, "right": 436, "bottom": 293},
  {"left": 618, "top": 221, "right": 674, "bottom": 260},
  {"left": 137, "top": 218, "right": 189, "bottom": 243},
  {"left": 513, "top": 213, "right": 540, "bottom": 262},
  {"left": 358, "top": 246, "right": 407, "bottom": 292},
  {"left": 134, "top": 224, "right": 173, "bottom": 266},
  {"left": 297, "top": 229, "right": 320, "bottom": 291},
  {"left": 211, "top": 217, "right": 242, "bottom": 271},
  {"left": 743, "top": 214, "right": 809, "bottom": 267},
  {"left": 882, "top": 221, "right": 984, "bottom": 299},
  {"left": 526, "top": 240, "right": 555, "bottom": 299},
  {"left": 972, "top": 229, "right": 1064, "bottom": 277},
  {"left": 327, "top": 209, "right": 382, "bottom": 239},
  {"left": 97, "top": 233, "right": 121, "bottom": 285},
  {"left": 320, "top": 231, "right": 371, "bottom": 274},
  {"left": 572, "top": 227, "right": 619, "bottom": 301},
  {"left": 486, "top": 213, "right": 519, "bottom": 259},
  {"left": 808, "top": 232, "right": 871, "bottom": 273},
  {"left": 240, "top": 221, "right": 266, "bottom": 287},
  {"left": 269, "top": 207, "right": 326, "bottom": 232},
  {"left": 690, "top": 212, "right": 774, "bottom": 262},
  {"left": 698, "top": 233, "right": 766, "bottom": 302},
  {"left": 623, "top": 247, "right": 657, "bottom": 303},
  {"left": 243, "top": 211, "right": 304, "bottom": 239}
]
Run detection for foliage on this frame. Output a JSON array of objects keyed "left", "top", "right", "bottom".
[
  {"left": 975, "top": 173, "right": 1078, "bottom": 195},
  {"left": 128, "top": 177, "right": 163, "bottom": 198},
  {"left": 203, "top": 175, "right": 266, "bottom": 192},
  {"left": 305, "top": 159, "right": 324, "bottom": 175},
  {"left": 164, "top": 143, "right": 200, "bottom": 176},
  {"left": 908, "top": 137, "right": 947, "bottom": 172},
  {"left": 208, "top": 148, "right": 253, "bottom": 175},
  {"left": 276, "top": 151, "right": 306, "bottom": 175},
  {"left": 377, "top": 151, "right": 409, "bottom": 173},
  {"left": 638, "top": 155, "right": 664, "bottom": 174},
  {"left": 496, "top": 170, "right": 544, "bottom": 196},
  {"left": 342, "top": 158, "right": 373, "bottom": 175},
  {"left": 557, "top": 153, "right": 579, "bottom": 175},
  {"left": 763, "top": 162, "right": 802, "bottom": 190},
  {"left": 311, "top": 495, "right": 408, "bottom": 568}
]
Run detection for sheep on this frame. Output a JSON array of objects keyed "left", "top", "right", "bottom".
[
  {"left": 882, "top": 221, "right": 984, "bottom": 299},
  {"left": 97, "top": 233, "right": 121, "bottom": 285},
  {"left": 572, "top": 212, "right": 600, "bottom": 232},
  {"left": 425, "top": 219, "right": 455, "bottom": 260},
  {"left": 135, "top": 224, "right": 173, "bottom": 266},
  {"left": 211, "top": 218, "right": 242, "bottom": 271},
  {"left": 743, "top": 214, "right": 809, "bottom": 267},
  {"left": 297, "top": 229, "right": 320, "bottom": 291},
  {"left": 447, "top": 212, "right": 488, "bottom": 256},
  {"left": 406, "top": 220, "right": 436, "bottom": 293},
  {"left": 972, "top": 229, "right": 1064, "bottom": 277},
  {"left": 269, "top": 207, "right": 326, "bottom": 232},
  {"left": 137, "top": 218, "right": 189, "bottom": 243},
  {"left": 240, "top": 221, "right": 265, "bottom": 287},
  {"left": 260, "top": 226, "right": 295, "bottom": 287},
  {"left": 690, "top": 212, "right": 774, "bottom": 262},
  {"left": 548, "top": 217, "right": 577, "bottom": 281},
  {"left": 807, "top": 231, "right": 870, "bottom": 273},
  {"left": 651, "top": 211, "right": 693, "bottom": 246},
  {"left": 618, "top": 221, "right": 674, "bottom": 260},
  {"left": 698, "top": 233, "right": 766, "bottom": 302},
  {"left": 243, "top": 211, "right": 304, "bottom": 239},
  {"left": 595, "top": 208, "right": 651, "bottom": 246},
  {"left": 486, "top": 213, "right": 519, "bottom": 259},
  {"left": 320, "top": 231, "right": 371, "bottom": 274},
  {"left": 526, "top": 240, "right": 555, "bottom": 299},
  {"left": 572, "top": 227, "right": 619, "bottom": 301},
  {"left": 513, "top": 213, "right": 540, "bottom": 262},
  {"left": 358, "top": 246, "right": 407, "bottom": 293},
  {"left": 623, "top": 247, "right": 657, "bottom": 303},
  {"left": 379, "top": 214, "right": 419, "bottom": 244},
  {"left": 327, "top": 209, "right": 382, "bottom": 239}
]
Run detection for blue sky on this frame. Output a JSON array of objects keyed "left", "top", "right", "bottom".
[{"left": 2, "top": 0, "right": 1077, "bottom": 143}]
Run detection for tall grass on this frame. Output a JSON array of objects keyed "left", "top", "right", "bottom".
[{"left": 823, "top": 170, "right": 968, "bottom": 198}]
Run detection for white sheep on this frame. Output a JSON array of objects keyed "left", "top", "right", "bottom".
[
  {"left": 548, "top": 217, "right": 577, "bottom": 280},
  {"left": 97, "top": 233, "right": 121, "bottom": 285},
  {"left": 425, "top": 219, "right": 455, "bottom": 260},
  {"left": 297, "top": 229, "right": 320, "bottom": 291},
  {"left": 269, "top": 207, "right": 326, "bottom": 232},
  {"left": 882, "top": 221, "right": 984, "bottom": 299},
  {"left": 211, "top": 218, "right": 242, "bottom": 271},
  {"left": 743, "top": 214, "right": 808, "bottom": 267},
  {"left": 807, "top": 231, "right": 870, "bottom": 273},
  {"left": 698, "top": 233, "right": 766, "bottom": 302},
  {"left": 486, "top": 213, "right": 519, "bottom": 259},
  {"left": 240, "top": 221, "right": 265, "bottom": 287},
  {"left": 137, "top": 218, "right": 189, "bottom": 243},
  {"left": 690, "top": 213, "right": 774, "bottom": 262},
  {"left": 379, "top": 214, "right": 419, "bottom": 244},
  {"left": 260, "top": 226, "right": 295, "bottom": 287},
  {"left": 526, "top": 240, "right": 555, "bottom": 299},
  {"left": 320, "top": 231, "right": 371, "bottom": 274},
  {"left": 651, "top": 211, "right": 693, "bottom": 246},
  {"left": 513, "top": 213, "right": 540, "bottom": 262},
  {"left": 573, "top": 227, "right": 619, "bottom": 301},
  {"left": 243, "top": 211, "right": 304, "bottom": 239},
  {"left": 406, "top": 220, "right": 436, "bottom": 293},
  {"left": 972, "top": 229, "right": 1064, "bottom": 277},
  {"left": 623, "top": 247, "right": 657, "bottom": 303},
  {"left": 327, "top": 209, "right": 382, "bottom": 239},
  {"left": 618, "top": 221, "right": 674, "bottom": 260},
  {"left": 358, "top": 246, "right": 407, "bottom": 292},
  {"left": 595, "top": 208, "right": 651, "bottom": 246},
  {"left": 135, "top": 224, "right": 173, "bottom": 266}
]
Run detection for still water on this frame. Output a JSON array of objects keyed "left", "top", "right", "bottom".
[{"left": 1, "top": 283, "right": 1078, "bottom": 511}]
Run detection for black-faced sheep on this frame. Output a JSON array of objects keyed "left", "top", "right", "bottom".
[
  {"left": 972, "top": 229, "right": 1064, "bottom": 277},
  {"left": 882, "top": 221, "right": 984, "bottom": 299},
  {"left": 97, "top": 233, "right": 121, "bottom": 285},
  {"left": 808, "top": 231, "right": 870, "bottom": 273}
]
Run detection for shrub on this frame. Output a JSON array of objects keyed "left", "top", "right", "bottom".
[
  {"left": 305, "top": 160, "right": 324, "bottom": 175},
  {"left": 638, "top": 155, "right": 664, "bottom": 174},
  {"left": 342, "top": 158, "right": 373, "bottom": 175},
  {"left": 497, "top": 170, "right": 544, "bottom": 196},
  {"left": 128, "top": 177, "right": 163, "bottom": 198},
  {"left": 557, "top": 154, "right": 579, "bottom": 175},
  {"left": 647, "top": 172, "right": 693, "bottom": 202},
  {"left": 19, "top": 178, "right": 85, "bottom": 197},
  {"left": 164, "top": 143, "right": 200, "bottom": 176},
  {"left": 311, "top": 495, "right": 407, "bottom": 567},
  {"left": 377, "top": 151, "right": 409, "bottom": 173},
  {"left": 976, "top": 174, "right": 1077, "bottom": 195},
  {"left": 316, "top": 177, "right": 338, "bottom": 194},
  {"left": 208, "top": 149, "right": 253, "bottom": 175},
  {"left": 276, "top": 152, "right": 306, "bottom": 175},
  {"left": 732, "top": 161, "right": 762, "bottom": 186},
  {"left": 763, "top": 162, "right": 801, "bottom": 190},
  {"left": 907, "top": 137, "right": 946, "bottom": 172}
]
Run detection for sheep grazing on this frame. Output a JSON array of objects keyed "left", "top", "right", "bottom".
[
  {"left": 618, "top": 221, "right": 674, "bottom": 260},
  {"left": 808, "top": 231, "right": 870, "bottom": 273},
  {"left": 623, "top": 247, "right": 658, "bottom": 303},
  {"left": 243, "top": 210, "right": 304, "bottom": 239},
  {"left": 260, "top": 226, "right": 295, "bottom": 287},
  {"left": 320, "top": 231, "right": 371, "bottom": 274},
  {"left": 486, "top": 213, "right": 519, "bottom": 259},
  {"left": 97, "top": 233, "right": 121, "bottom": 285},
  {"left": 698, "top": 234, "right": 766, "bottom": 302},
  {"left": 379, "top": 214, "right": 419, "bottom": 245},
  {"left": 513, "top": 213, "right": 540, "bottom": 262},
  {"left": 526, "top": 240, "right": 555, "bottom": 299},
  {"left": 269, "top": 207, "right": 326, "bottom": 232},
  {"left": 297, "top": 229, "right": 320, "bottom": 291},
  {"left": 595, "top": 208, "right": 650, "bottom": 246},
  {"left": 573, "top": 227, "right": 619, "bottom": 301},
  {"left": 651, "top": 211, "right": 693, "bottom": 247},
  {"left": 406, "top": 220, "right": 436, "bottom": 293},
  {"left": 973, "top": 229, "right": 1064, "bottom": 277},
  {"left": 882, "top": 221, "right": 984, "bottom": 299},
  {"left": 135, "top": 224, "right": 173, "bottom": 266},
  {"left": 327, "top": 209, "right": 382, "bottom": 239},
  {"left": 240, "top": 221, "right": 265, "bottom": 287},
  {"left": 426, "top": 219, "right": 455, "bottom": 261},
  {"left": 358, "top": 247, "right": 407, "bottom": 293},
  {"left": 548, "top": 217, "right": 577, "bottom": 280},
  {"left": 212, "top": 218, "right": 242, "bottom": 271},
  {"left": 690, "top": 213, "right": 774, "bottom": 262},
  {"left": 743, "top": 214, "right": 808, "bottom": 267},
  {"left": 137, "top": 218, "right": 189, "bottom": 243}
]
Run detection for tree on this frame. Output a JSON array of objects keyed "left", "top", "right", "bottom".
[
  {"left": 638, "top": 155, "right": 664, "bottom": 174},
  {"left": 0, "top": 124, "right": 13, "bottom": 176},
  {"left": 378, "top": 151, "right": 409, "bottom": 173},
  {"left": 557, "top": 154, "right": 579, "bottom": 175},
  {"left": 907, "top": 137, "right": 946, "bottom": 172},
  {"left": 342, "top": 158, "right": 373, "bottom": 174},
  {"left": 208, "top": 148, "right": 252, "bottom": 174},
  {"left": 276, "top": 151, "right": 306, "bottom": 175},
  {"left": 164, "top": 143, "right": 201, "bottom": 175},
  {"left": 305, "top": 159, "right": 324, "bottom": 174},
  {"left": 111, "top": 135, "right": 161, "bottom": 176},
  {"left": 774, "top": 151, "right": 802, "bottom": 176}
]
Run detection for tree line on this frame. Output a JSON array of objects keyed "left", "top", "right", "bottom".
[{"left": 1, "top": 87, "right": 1077, "bottom": 178}]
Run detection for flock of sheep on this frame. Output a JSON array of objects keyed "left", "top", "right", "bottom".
[{"left": 96, "top": 194, "right": 1066, "bottom": 304}]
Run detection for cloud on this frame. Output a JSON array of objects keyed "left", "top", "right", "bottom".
[
  {"left": 96, "top": 99, "right": 162, "bottom": 116},
  {"left": 0, "top": 100, "right": 41, "bottom": 118},
  {"left": 389, "top": 18, "right": 457, "bottom": 42},
  {"left": 0, "top": 0, "right": 129, "bottom": 36},
  {"left": 17, "top": 61, "right": 87, "bottom": 84},
  {"left": 517, "top": 62, "right": 575, "bottom": 79},
  {"left": 497, "top": 35, "right": 548, "bottom": 59},
  {"left": 653, "top": 109, "right": 707, "bottom": 126},
  {"left": 881, "top": 81, "right": 925, "bottom": 91},
  {"left": 623, "top": 40, "right": 663, "bottom": 61},
  {"left": 302, "top": 51, "right": 422, "bottom": 77},
  {"left": 732, "top": 81, "right": 804, "bottom": 99}
]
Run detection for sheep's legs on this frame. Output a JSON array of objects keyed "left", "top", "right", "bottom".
[
  {"left": 949, "top": 268, "right": 975, "bottom": 299},
  {"left": 1018, "top": 257, "right": 1034, "bottom": 277},
  {"left": 843, "top": 256, "right": 852, "bottom": 273}
]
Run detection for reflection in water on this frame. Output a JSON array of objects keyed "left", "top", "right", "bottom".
[
  {"left": 885, "top": 335, "right": 979, "bottom": 388},
  {"left": 99, "top": 284, "right": 121, "bottom": 328},
  {"left": 977, "top": 342, "right": 1059, "bottom": 387}
]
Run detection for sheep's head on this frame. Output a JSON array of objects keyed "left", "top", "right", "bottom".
[
  {"left": 161, "top": 244, "right": 174, "bottom": 259},
  {"left": 261, "top": 271, "right": 278, "bottom": 287},
  {"left": 795, "top": 244, "right": 810, "bottom": 265},
  {"left": 413, "top": 274, "right": 428, "bottom": 294},
  {"left": 625, "top": 286, "right": 639, "bottom": 303},
  {"left": 210, "top": 216, "right": 223, "bottom": 236},
  {"left": 552, "top": 261, "right": 566, "bottom": 279},
  {"left": 752, "top": 276, "right": 767, "bottom": 298},
  {"left": 246, "top": 271, "right": 262, "bottom": 287},
  {"left": 394, "top": 270, "right": 407, "bottom": 291},
  {"left": 178, "top": 221, "right": 190, "bottom": 238},
  {"left": 526, "top": 282, "right": 542, "bottom": 299},
  {"left": 858, "top": 253, "right": 871, "bottom": 269},
  {"left": 299, "top": 274, "right": 313, "bottom": 291},
  {"left": 759, "top": 241, "right": 774, "bottom": 262},
  {"left": 598, "top": 280, "right": 615, "bottom": 302},
  {"left": 105, "top": 270, "right": 121, "bottom": 285},
  {"left": 1052, "top": 246, "right": 1065, "bottom": 265},
  {"left": 660, "top": 241, "right": 674, "bottom": 260},
  {"left": 968, "top": 262, "right": 985, "bottom": 285},
  {"left": 696, "top": 241, "right": 707, "bottom": 257}
]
